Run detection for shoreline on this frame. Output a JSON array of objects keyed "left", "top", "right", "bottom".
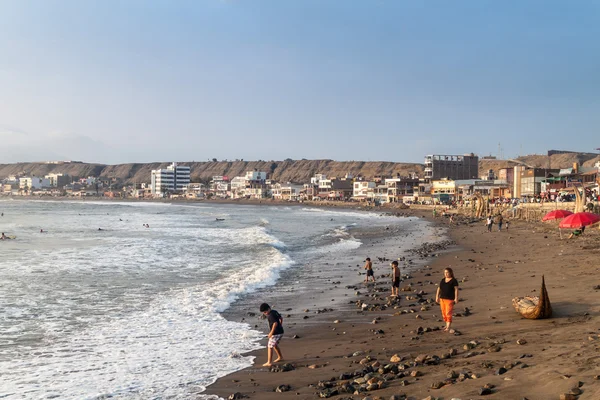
[
  {"left": 205, "top": 209, "right": 600, "bottom": 400},
  {"left": 203, "top": 208, "right": 446, "bottom": 399}
]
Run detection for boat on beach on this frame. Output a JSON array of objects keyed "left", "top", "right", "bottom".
[{"left": 512, "top": 275, "right": 553, "bottom": 319}]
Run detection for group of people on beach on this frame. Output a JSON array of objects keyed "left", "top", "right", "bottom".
[
  {"left": 365, "top": 258, "right": 459, "bottom": 331},
  {"left": 486, "top": 214, "right": 509, "bottom": 232},
  {"left": 256, "top": 257, "right": 462, "bottom": 367}
]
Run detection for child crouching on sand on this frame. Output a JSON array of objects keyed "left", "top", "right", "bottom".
[{"left": 259, "top": 303, "right": 284, "bottom": 367}]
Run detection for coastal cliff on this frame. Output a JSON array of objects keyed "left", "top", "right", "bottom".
[{"left": 0, "top": 152, "right": 598, "bottom": 184}]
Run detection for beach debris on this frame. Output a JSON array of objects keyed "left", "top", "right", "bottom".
[
  {"left": 431, "top": 381, "right": 445, "bottom": 389},
  {"left": 479, "top": 387, "right": 493, "bottom": 395},
  {"left": 275, "top": 384, "right": 291, "bottom": 392},
  {"left": 317, "top": 388, "right": 338, "bottom": 398},
  {"left": 269, "top": 363, "right": 295, "bottom": 372}
]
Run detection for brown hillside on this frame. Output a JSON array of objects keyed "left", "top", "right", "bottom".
[
  {"left": 0, "top": 153, "right": 597, "bottom": 185},
  {"left": 0, "top": 160, "right": 424, "bottom": 185},
  {"left": 480, "top": 153, "right": 600, "bottom": 175}
]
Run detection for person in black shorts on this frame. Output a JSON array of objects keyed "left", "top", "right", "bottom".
[
  {"left": 364, "top": 257, "right": 375, "bottom": 282},
  {"left": 259, "top": 303, "right": 284, "bottom": 367},
  {"left": 391, "top": 260, "right": 400, "bottom": 297}
]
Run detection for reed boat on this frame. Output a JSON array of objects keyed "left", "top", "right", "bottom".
[{"left": 512, "top": 275, "right": 553, "bottom": 319}]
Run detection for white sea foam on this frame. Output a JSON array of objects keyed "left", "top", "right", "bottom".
[{"left": 0, "top": 200, "right": 430, "bottom": 399}]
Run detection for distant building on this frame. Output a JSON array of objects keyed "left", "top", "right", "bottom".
[
  {"left": 424, "top": 154, "right": 479, "bottom": 181},
  {"left": 150, "top": 162, "right": 191, "bottom": 195},
  {"left": 519, "top": 168, "right": 560, "bottom": 197},
  {"left": 19, "top": 177, "right": 51, "bottom": 190},
  {"left": 45, "top": 173, "right": 70, "bottom": 188},
  {"left": 353, "top": 181, "right": 376, "bottom": 200}
]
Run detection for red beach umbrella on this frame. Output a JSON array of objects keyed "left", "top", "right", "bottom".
[
  {"left": 559, "top": 212, "right": 600, "bottom": 229},
  {"left": 542, "top": 210, "right": 573, "bottom": 221}
]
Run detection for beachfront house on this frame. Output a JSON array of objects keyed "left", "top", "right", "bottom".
[
  {"left": 45, "top": 173, "right": 71, "bottom": 188},
  {"left": 368, "top": 184, "right": 388, "bottom": 204},
  {"left": 353, "top": 181, "right": 376, "bottom": 201},
  {"left": 19, "top": 177, "right": 52, "bottom": 192},
  {"left": 271, "top": 182, "right": 302, "bottom": 201},
  {"left": 385, "top": 177, "right": 419, "bottom": 203},
  {"left": 210, "top": 176, "right": 230, "bottom": 198},
  {"left": 230, "top": 171, "right": 268, "bottom": 199},
  {"left": 310, "top": 174, "right": 327, "bottom": 186},
  {"left": 431, "top": 178, "right": 457, "bottom": 203}
]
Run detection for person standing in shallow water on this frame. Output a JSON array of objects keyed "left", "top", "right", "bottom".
[
  {"left": 259, "top": 303, "right": 284, "bottom": 367},
  {"left": 436, "top": 267, "right": 459, "bottom": 332},
  {"left": 364, "top": 257, "right": 375, "bottom": 282}
]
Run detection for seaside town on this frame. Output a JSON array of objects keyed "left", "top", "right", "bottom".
[{"left": 2, "top": 151, "right": 599, "bottom": 206}]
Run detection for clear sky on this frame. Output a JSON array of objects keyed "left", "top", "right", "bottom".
[{"left": 1, "top": 1, "right": 599, "bottom": 164}]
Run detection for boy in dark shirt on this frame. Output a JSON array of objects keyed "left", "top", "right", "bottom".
[{"left": 259, "top": 303, "right": 284, "bottom": 367}]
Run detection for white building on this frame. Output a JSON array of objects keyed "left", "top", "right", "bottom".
[
  {"left": 245, "top": 171, "right": 267, "bottom": 181},
  {"left": 151, "top": 162, "right": 191, "bottom": 195},
  {"left": 45, "top": 173, "right": 70, "bottom": 187},
  {"left": 230, "top": 171, "right": 268, "bottom": 199},
  {"left": 19, "top": 176, "right": 51, "bottom": 190},
  {"left": 310, "top": 174, "right": 327, "bottom": 186},
  {"left": 353, "top": 181, "right": 376, "bottom": 199}
]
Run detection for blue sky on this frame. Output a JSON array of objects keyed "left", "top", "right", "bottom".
[{"left": 0, "top": 1, "right": 598, "bottom": 164}]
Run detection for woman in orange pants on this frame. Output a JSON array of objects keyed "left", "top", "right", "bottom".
[{"left": 436, "top": 267, "right": 459, "bottom": 332}]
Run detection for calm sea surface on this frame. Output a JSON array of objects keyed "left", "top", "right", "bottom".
[{"left": 0, "top": 200, "right": 432, "bottom": 399}]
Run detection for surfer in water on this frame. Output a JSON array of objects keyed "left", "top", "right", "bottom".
[{"left": 1, "top": 232, "right": 6, "bottom": 240}]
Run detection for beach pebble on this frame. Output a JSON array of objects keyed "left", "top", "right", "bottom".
[
  {"left": 447, "top": 370, "right": 458, "bottom": 379},
  {"left": 430, "top": 381, "right": 445, "bottom": 389},
  {"left": 559, "top": 395, "right": 577, "bottom": 400},
  {"left": 517, "top": 338, "right": 527, "bottom": 345},
  {"left": 390, "top": 354, "right": 402, "bottom": 363},
  {"left": 227, "top": 393, "right": 246, "bottom": 400},
  {"left": 479, "top": 387, "right": 493, "bottom": 395},
  {"left": 275, "top": 384, "right": 291, "bottom": 392}
]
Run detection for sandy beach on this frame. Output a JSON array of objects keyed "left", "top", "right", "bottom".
[{"left": 205, "top": 207, "right": 600, "bottom": 400}]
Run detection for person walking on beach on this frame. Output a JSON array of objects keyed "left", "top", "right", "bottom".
[
  {"left": 259, "top": 303, "right": 284, "bottom": 367},
  {"left": 364, "top": 257, "right": 375, "bottom": 282},
  {"left": 486, "top": 216, "right": 493, "bottom": 232},
  {"left": 391, "top": 261, "right": 400, "bottom": 297},
  {"left": 497, "top": 213, "right": 504, "bottom": 231},
  {"left": 435, "top": 267, "right": 459, "bottom": 332}
]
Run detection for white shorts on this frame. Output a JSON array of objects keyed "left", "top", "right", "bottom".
[{"left": 268, "top": 334, "right": 283, "bottom": 348}]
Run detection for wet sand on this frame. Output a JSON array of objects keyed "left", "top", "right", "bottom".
[{"left": 206, "top": 208, "right": 600, "bottom": 400}]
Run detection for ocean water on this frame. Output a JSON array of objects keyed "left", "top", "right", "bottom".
[{"left": 0, "top": 200, "right": 432, "bottom": 399}]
